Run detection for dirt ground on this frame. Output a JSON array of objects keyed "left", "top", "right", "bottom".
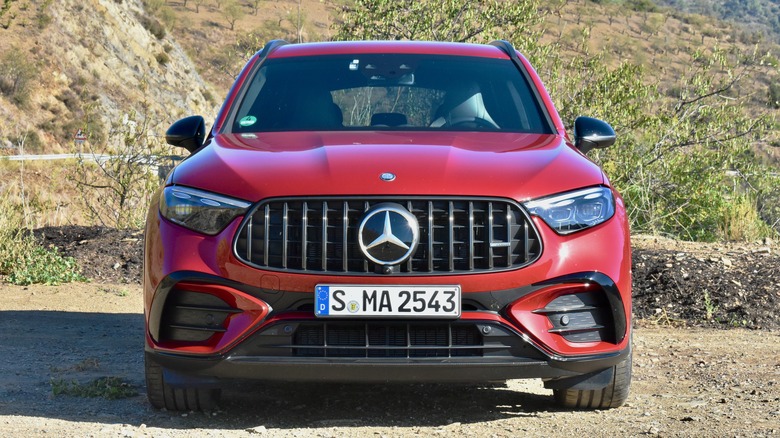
[{"left": 0, "top": 227, "right": 776, "bottom": 436}]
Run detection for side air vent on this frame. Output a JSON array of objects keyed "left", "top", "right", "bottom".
[
  {"left": 159, "top": 289, "right": 242, "bottom": 343},
  {"left": 533, "top": 292, "right": 615, "bottom": 343}
]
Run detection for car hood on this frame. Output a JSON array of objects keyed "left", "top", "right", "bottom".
[{"left": 170, "top": 131, "right": 606, "bottom": 203}]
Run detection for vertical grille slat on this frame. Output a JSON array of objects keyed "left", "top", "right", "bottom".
[
  {"left": 363, "top": 201, "right": 370, "bottom": 273},
  {"left": 448, "top": 201, "right": 455, "bottom": 272},
  {"left": 321, "top": 202, "right": 328, "bottom": 272},
  {"left": 487, "top": 202, "right": 495, "bottom": 270},
  {"left": 406, "top": 201, "right": 414, "bottom": 273},
  {"left": 236, "top": 197, "right": 541, "bottom": 275},
  {"left": 282, "top": 203, "right": 289, "bottom": 269},
  {"left": 342, "top": 202, "right": 349, "bottom": 272},
  {"left": 523, "top": 220, "right": 530, "bottom": 264},
  {"left": 245, "top": 216, "right": 253, "bottom": 261},
  {"left": 301, "top": 203, "right": 308, "bottom": 270},
  {"left": 468, "top": 202, "right": 475, "bottom": 271},
  {"left": 505, "top": 206, "right": 512, "bottom": 268},
  {"left": 427, "top": 201, "right": 434, "bottom": 272},
  {"left": 263, "top": 204, "right": 270, "bottom": 265}
]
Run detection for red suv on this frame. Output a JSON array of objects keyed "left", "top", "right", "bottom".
[{"left": 144, "top": 40, "right": 632, "bottom": 411}]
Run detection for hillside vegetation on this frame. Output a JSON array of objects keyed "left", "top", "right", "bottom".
[
  {"left": 656, "top": 0, "right": 780, "bottom": 44},
  {"left": 0, "top": 0, "right": 216, "bottom": 154}
]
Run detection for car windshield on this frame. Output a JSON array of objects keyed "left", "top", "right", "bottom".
[{"left": 230, "top": 54, "right": 552, "bottom": 134}]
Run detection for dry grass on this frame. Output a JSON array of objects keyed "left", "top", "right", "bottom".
[
  {"left": 0, "top": 158, "right": 87, "bottom": 227},
  {"left": 719, "top": 194, "right": 775, "bottom": 241}
]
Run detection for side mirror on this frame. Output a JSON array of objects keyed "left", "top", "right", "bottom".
[
  {"left": 166, "top": 115, "right": 206, "bottom": 153},
  {"left": 573, "top": 116, "right": 616, "bottom": 154}
]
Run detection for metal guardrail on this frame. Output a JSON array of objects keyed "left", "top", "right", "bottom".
[
  {"left": 3, "top": 153, "right": 113, "bottom": 163},
  {"left": 3, "top": 153, "right": 184, "bottom": 180}
]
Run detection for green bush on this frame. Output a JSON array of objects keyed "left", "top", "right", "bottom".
[
  {"left": 10, "top": 130, "right": 43, "bottom": 153},
  {"left": 769, "top": 82, "right": 780, "bottom": 109},
  {"left": 139, "top": 14, "right": 166, "bottom": 39},
  {"left": 0, "top": 208, "right": 85, "bottom": 285},
  {"left": 626, "top": 0, "right": 658, "bottom": 12},
  {"left": 0, "top": 47, "right": 37, "bottom": 106},
  {"left": 155, "top": 51, "right": 170, "bottom": 66},
  {"left": 1, "top": 242, "right": 85, "bottom": 286}
]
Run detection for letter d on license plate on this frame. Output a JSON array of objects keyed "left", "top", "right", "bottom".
[{"left": 315, "top": 285, "right": 460, "bottom": 318}]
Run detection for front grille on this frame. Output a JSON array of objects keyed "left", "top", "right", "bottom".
[
  {"left": 234, "top": 198, "right": 541, "bottom": 275},
  {"left": 292, "top": 322, "right": 483, "bottom": 358}
]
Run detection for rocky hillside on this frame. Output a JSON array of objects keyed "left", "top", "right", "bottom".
[{"left": 0, "top": 0, "right": 216, "bottom": 154}]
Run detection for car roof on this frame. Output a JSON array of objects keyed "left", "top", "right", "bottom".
[{"left": 267, "top": 41, "right": 512, "bottom": 60}]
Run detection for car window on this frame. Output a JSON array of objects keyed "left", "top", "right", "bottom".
[{"left": 230, "top": 54, "right": 552, "bottom": 134}]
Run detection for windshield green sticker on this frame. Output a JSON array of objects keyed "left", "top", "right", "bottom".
[{"left": 239, "top": 116, "right": 257, "bottom": 127}]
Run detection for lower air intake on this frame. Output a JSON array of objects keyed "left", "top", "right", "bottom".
[{"left": 292, "top": 322, "right": 483, "bottom": 358}]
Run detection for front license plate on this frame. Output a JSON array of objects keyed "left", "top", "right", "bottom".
[{"left": 314, "top": 285, "right": 461, "bottom": 318}]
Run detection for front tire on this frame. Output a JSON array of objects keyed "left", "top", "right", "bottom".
[
  {"left": 145, "top": 354, "right": 220, "bottom": 411},
  {"left": 553, "top": 354, "right": 632, "bottom": 409}
]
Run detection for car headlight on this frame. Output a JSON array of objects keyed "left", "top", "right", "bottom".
[
  {"left": 160, "top": 186, "right": 251, "bottom": 235},
  {"left": 524, "top": 186, "right": 615, "bottom": 235}
]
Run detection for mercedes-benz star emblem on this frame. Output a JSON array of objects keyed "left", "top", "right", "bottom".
[{"left": 358, "top": 203, "right": 419, "bottom": 266}]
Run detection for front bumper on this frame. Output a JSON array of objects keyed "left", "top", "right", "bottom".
[
  {"left": 148, "top": 347, "right": 630, "bottom": 386},
  {"left": 147, "top": 318, "right": 630, "bottom": 388},
  {"left": 145, "top": 270, "right": 631, "bottom": 388}
]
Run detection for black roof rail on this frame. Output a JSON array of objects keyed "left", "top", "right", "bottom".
[
  {"left": 488, "top": 40, "right": 557, "bottom": 134},
  {"left": 254, "top": 39, "right": 289, "bottom": 60},
  {"left": 489, "top": 40, "right": 519, "bottom": 62}
]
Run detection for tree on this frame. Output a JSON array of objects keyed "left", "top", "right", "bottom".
[
  {"left": 222, "top": 0, "right": 244, "bottom": 30},
  {"left": 250, "top": 0, "right": 261, "bottom": 15},
  {"left": 194, "top": 0, "right": 206, "bottom": 13},
  {"left": 0, "top": 0, "right": 17, "bottom": 29},
  {"left": 70, "top": 81, "right": 172, "bottom": 229},
  {"left": 0, "top": 47, "right": 37, "bottom": 106}
]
